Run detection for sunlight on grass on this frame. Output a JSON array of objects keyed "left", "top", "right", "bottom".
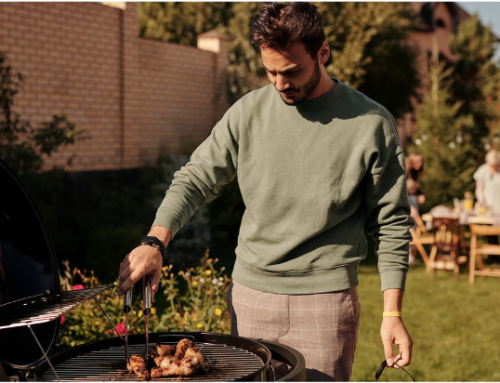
[{"left": 352, "top": 264, "right": 500, "bottom": 382}]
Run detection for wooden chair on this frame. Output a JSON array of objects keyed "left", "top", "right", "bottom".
[
  {"left": 409, "top": 213, "right": 433, "bottom": 266},
  {"left": 469, "top": 224, "right": 500, "bottom": 284},
  {"left": 427, "top": 217, "right": 467, "bottom": 280}
]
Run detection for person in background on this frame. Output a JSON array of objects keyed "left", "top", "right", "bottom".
[
  {"left": 118, "top": 3, "right": 413, "bottom": 380},
  {"left": 474, "top": 149, "right": 500, "bottom": 213},
  {"left": 474, "top": 149, "right": 500, "bottom": 263},
  {"left": 405, "top": 152, "right": 426, "bottom": 215},
  {"left": 405, "top": 153, "right": 426, "bottom": 264}
]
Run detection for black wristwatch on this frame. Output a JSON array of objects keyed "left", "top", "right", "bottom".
[{"left": 140, "top": 236, "right": 166, "bottom": 258}]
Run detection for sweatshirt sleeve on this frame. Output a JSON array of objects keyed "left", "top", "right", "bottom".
[
  {"left": 152, "top": 107, "right": 240, "bottom": 238},
  {"left": 364, "top": 111, "right": 413, "bottom": 292}
]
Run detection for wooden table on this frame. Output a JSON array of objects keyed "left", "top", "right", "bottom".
[
  {"left": 421, "top": 211, "right": 500, "bottom": 281},
  {"left": 421, "top": 213, "right": 493, "bottom": 225}
]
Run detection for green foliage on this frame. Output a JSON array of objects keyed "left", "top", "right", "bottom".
[
  {"left": 318, "top": 2, "right": 420, "bottom": 117},
  {"left": 138, "top": 3, "right": 233, "bottom": 45},
  {"left": 225, "top": 2, "right": 266, "bottom": 103},
  {"left": 156, "top": 251, "right": 231, "bottom": 333},
  {"left": 57, "top": 255, "right": 231, "bottom": 348},
  {"left": 0, "top": 52, "right": 84, "bottom": 176}
]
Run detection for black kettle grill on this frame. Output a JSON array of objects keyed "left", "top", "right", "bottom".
[{"left": 0, "top": 159, "right": 306, "bottom": 381}]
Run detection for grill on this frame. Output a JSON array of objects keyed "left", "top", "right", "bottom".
[
  {"left": 0, "top": 158, "right": 306, "bottom": 382},
  {"left": 0, "top": 285, "right": 113, "bottom": 330},
  {"left": 36, "top": 333, "right": 270, "bottom": 382}
]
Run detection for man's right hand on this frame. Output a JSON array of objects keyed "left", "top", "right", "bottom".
[{"left": 118, "top": 226, "right": 171, "bottom": 297}]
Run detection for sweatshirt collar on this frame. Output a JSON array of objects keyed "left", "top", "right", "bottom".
[{"left": 293, "top": 78, "right": 345, "bottom": 111}]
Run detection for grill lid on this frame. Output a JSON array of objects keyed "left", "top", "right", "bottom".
[{"left": 0, "top": 159, "right": 60, "bottom": 368}]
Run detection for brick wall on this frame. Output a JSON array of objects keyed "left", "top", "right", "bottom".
[{"left": 0, "top": 2, "right": 227, "bottom": 171}]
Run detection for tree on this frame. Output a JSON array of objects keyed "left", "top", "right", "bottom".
[
  {"left": 412, "top": 41, "right": 476, "bottom": 209},
  {"left": 0, "top": 52, "right": 83, "bottom": 175},
  {"left": 318, "top": 2, "right": 420, "bottom": 118},
  {"left": 225, "top": 2, "right": 266, "bottom": 103},
  {"left": 449, "top": 14, "right": 500, "bottom": 150},
  {"left": 138, "top": 3, "right": 233, "bottom": 46}
]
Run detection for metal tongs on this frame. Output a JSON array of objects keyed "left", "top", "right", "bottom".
[
  {"left": 123, "top": 288, "right": 132, "bottom": 362},
  {"left": 123, "top": 275, "right": 152, "bottom": 362},
  {"left": 143, "top": 275, "right": 152, "bottom": 360}
]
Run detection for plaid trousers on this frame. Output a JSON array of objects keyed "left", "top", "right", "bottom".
[{"left": 226, "top": 281, "right": 360, "bottom": 382}]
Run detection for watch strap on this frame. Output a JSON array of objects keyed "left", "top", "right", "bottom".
[{"left": 140, "top": 236, "right": 166, "bottom": 257}]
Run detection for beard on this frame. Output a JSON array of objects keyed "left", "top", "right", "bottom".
[{"left": 279, "top": 59, "right": 322, "bottom": 106}]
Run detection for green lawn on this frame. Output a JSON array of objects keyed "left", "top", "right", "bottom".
[{"left": 351, "top": 264, "right": 500, "bottom": 382}]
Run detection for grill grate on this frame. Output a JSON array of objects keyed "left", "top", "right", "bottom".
[
  {"left": 39, "top": 343, "right": 265, "bottom": 381},
  {"left": 0, "top": 285, "right": 113, "bottom": 330}
]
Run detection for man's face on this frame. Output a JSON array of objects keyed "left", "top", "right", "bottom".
[{"left": 261, "top": 42, "right": 322, "bottom": 106}]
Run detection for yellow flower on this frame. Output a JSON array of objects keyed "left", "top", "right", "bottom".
[
  {"left": 197, "top": 323, "right": 203, "bottom": 329},
  {"left": 215, "top": 309, "right": 222, "bottom": 316},
  {"left": 192, "top": 281, "right": 198, "bottom": 287},
  {"left": 138, "top": 310, "right": 143, "bottom": 318},
  {"left": 205, "top": 270, "right": 212, "bottom": 276},
  {"left": 151, "top": 307, "right": 157, "bottom": 315},
  {"left": 161, "top": 266, "right": 168, "bottom": 272}
]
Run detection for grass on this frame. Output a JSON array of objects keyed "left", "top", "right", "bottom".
[{"left": 351, "top": 263, "right": 500, "bottom": 382}]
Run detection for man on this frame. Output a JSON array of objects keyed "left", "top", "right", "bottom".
[{"left": 119, "top": 2, "right": 413, "bottom": 381}]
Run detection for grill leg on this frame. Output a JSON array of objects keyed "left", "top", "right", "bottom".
[{"left": 27, "top": 325, "right": 60, "bottom": 381}]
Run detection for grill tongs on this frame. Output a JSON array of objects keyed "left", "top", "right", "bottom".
[{"left": 123, "top": 275, "right": 152, "bottom": 363}]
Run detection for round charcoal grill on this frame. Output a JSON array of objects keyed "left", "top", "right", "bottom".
[
  {"left": 0, "top": 159, "right": 306, "bottom": 382},
  {"left": 36, "top": 333, "right": 271, "bottom": 382}
]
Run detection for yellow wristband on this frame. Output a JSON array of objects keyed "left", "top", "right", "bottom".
[{"left": 383, "top": 311, "right": 402, "bottom": 317}]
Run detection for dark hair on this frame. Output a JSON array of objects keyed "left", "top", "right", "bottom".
[{"left": 250, "top": 2, "right": 326, "bottom": 58}]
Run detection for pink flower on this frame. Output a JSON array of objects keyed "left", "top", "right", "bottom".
[
  {"left": 114, "top": 322, "right": 127, "bottom": 336},
  {"left": 72, "top": 284, "right": 85, "bottom": 291},
  {"left": 60, "top": 315, "right": 65, "bottom": 325},
  {"left": 106, "top": 322, "right": 130, "bottom": 336}
]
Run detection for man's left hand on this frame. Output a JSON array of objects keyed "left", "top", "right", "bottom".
[{"left": 380, "top": 317, "right": 413, "bottom": 368}]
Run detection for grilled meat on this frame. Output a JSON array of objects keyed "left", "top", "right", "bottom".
[
  {"left": 150, "top": 355, "right": 200, "bottom": 377},
  {"left": 127, "top": 355, "right": 150, "bottom": 380},
  {"left": 154, "top": 355, "right": 176, "bottom": 369},
  {"left": 150, "top": 367, "right": 164, "bottom": 378},
  {"left": 184, "top": 346, "right": 210, "bottom": 372},
  {"left": 174, "top": 338, "right": 196, "bottom": 359},
  {"left": 141, "top": 338, "right": 210, "bottom": 378},
  {"left": 151, "top": 343, "right": 174, "bottom": 357}
]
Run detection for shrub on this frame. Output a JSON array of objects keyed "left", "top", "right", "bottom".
[{"left": 155, "top": 250, "right": 231, "bottom": 334}]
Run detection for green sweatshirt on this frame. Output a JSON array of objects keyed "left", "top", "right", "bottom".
[{"left": 153, "top": 79, "right": 412, "bottom": 294}]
